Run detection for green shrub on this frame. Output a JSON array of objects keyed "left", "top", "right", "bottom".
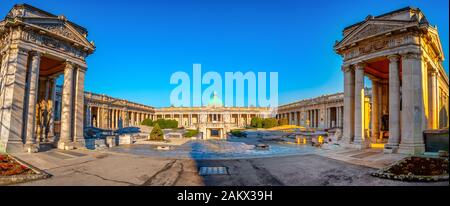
[
  {"left": 251, "top": 117, "right": 264, "bottom": 128},
  {"left": 149, "top": 123, "right": 164, "bottom": 141},
  {"left": 184, "top": 129, "right": 199, "bottom": 138},
  {"left": 263, "top": 118, "right": 278, "bottom": 128},
  {"left": 230, "top": 129, "right": 247, "bottom": 137},
  {"left": 153, "top": 119, "right": 179, "bottom": 129},
  {"left": 141, "top": 118, "right": 153, "bottom": 126}
]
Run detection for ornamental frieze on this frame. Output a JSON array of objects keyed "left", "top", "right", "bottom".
[
  {"left": 20, "top": 29, "right": 86, "bottom": 59},
  {"left": 349, "top": 24, "right": 401, "bottom": 43},
  {"left": 343, "top": 34, "right": 415, "bottom": 60},
  {"left": 36, "top": 23, "right": 81, "bottom": 44}
]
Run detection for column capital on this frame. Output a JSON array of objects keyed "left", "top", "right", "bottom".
[
  {"left": 64, "top": 61, "right": 75, "bottom": 69},
  {"left": 29, "top": 50, "right": 41, "bottom": 58},
  {"left": 387, "top": 54, "right": 400, "bottom": 63},
  {"left": 354, "top": 62, "right": 366, "bottom": 70},
  {"left": 341, "top": 64, "right": 353, "bottom": 72},
  {"left": 10, "top": 46, "right": 29, "bottom": 55},
  {"left": 428, "top": 67, "right": 438, "bottom": 75},
  {"left": 400, "top": 52, "right": 422, "bottom": 60}
]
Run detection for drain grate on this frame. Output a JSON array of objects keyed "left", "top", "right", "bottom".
[{"left": 199, "top": 166, "right": 229, "bottom": 175}]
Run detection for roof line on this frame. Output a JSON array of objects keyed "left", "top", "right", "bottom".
[
  {"left": 343, "top": 6, "right": 417, "bottom": 30},
  {"left": 13, "top": 3, "right": 88, "bottom": 34}
]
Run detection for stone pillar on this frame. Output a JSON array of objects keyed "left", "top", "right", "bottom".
[
  {"left": 131, "top": 111, "right": 135, "bottom": 126},
  {"left": 336, "top": 107, "right": 340, "bottom": 128},
  {"left": 399, "top": 52, "right": 426, "bottom": 154},
  {"left": 189, "top": 114, "right": 192, "bottom": 127},
  {"left": 343, "top": 65, "right": 355, "bottom": 143},
  {"left": 429, "top": 69, "right": 438, "bottom": 129},
  {"left": 73, "top": 67, "right": 85, "bottom": 148},
  {"left": 385, "top": 55, "right": 401, "bottom": 151},
  {"left": 85, "top": 106, "right": 89, "bottom": 127},
  {"left": 47, "top": 78, "right": 56, "bottom": 139},
  {"left": 354, "top": 63, "right": 367, "bottom": 148},
  {"left": 115, "top": 110, "right": 119, "bottom": 128},
  {"left": 180, "top": 113, "right": 184, "bottom": 127},
  {"left": 326, "top": 108, "right": 330, "bottom": 128},
  {"left": 59, "top": 62, "right": 75, "bottom": 150},
  {"left": 371, "top": 79, "right": 379, "bottom": 144},
  {"left": 24, "top": 51, "right": 41, "bottom": 152},
  {"left": 96, "top": 107, "right": 100, "bottom": 128}
]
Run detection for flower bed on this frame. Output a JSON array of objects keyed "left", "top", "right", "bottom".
[
  {"left": 371, "top": 156, "right": 449, "bottom": 182},
  {"left": 0, "top": 154, "right": 51, "bottom": 185},
  {"left": 0, "top": 155, "right": 33, "bottom": 176}
]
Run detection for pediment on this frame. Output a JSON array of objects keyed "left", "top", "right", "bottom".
[
  {"left": 336, "top": 20, "right": 411, "bottom": 49},
  {"left": 6, "top": 4, "right": 94, "bottom": 52},
  {"left": 31, "top": 22, "right": 92, "bottom": 47}
]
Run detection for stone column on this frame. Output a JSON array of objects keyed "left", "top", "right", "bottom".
[
  {"left": 315, "top": 109, "right": 318, "bottom": 128},
  {"left": 59, "top": 62, "right": 75, "bottom": 150},
  {"left": 429, "top": 68, "right": 438, "bottom": 129},
  {"left": 399, "top": 52, "right": 426, "bottom": 154},
  {"left": 180, "top": 113, "right": 183, "bottom": 127},
  {"left": 385, "top": 55, "right": 401, "bottom": 151},
  {"left": 189, "top": 114, "right": 192, "bottom": 127},
  {"left": 96, "top": 107, "right": 100, "bottom": 128},
  {"left": 0, "top": 48, "right": 29, "bottom": 153},
  {"left": 327, "top": 108, "right": 330, "bottom": 128},
  {"left": 343, "top": 65, "right": 355, "bottom": 143},
  {"left": 24, "top": 51, "right": 41, "bottom": 152},
  {"left": 371, "top": 79, "right": 379, "bottom": 143},
  {"left": 338, "top": 107, "right": 341, "bottom": 127},
  {"left": 47, "top": 78, "right": 56, "bottom": 139},
  {"left": 73, "top": 67, "right": 86, "bottom": 147},
  {"left": 354, "top": 63, "right": 366, "bottom": 147},
  {"left": 116, "top": 110, "right": 119, "bottom": 128}
]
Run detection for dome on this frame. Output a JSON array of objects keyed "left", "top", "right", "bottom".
[{"left": 208, "top": 91, "right": 223, "bottom": 107}]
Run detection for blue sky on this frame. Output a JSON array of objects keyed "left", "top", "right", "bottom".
[{"left": 1, "top": 0, "right": 448, "bottom": 107}]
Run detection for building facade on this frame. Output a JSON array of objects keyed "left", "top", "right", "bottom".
[
  {"left": 0, "top": 4, "right": 95, "bottom": 153},
  {"left": 334, "top": 7, "right": 449, "bottom": 154},
  {"left": 82, "top": 91, "right": 271, "bottom": 139},
  {"left": 276, "top": 91, "right": 371, "bottom": 132}
]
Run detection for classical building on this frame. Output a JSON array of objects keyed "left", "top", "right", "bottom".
[
  {"left": 65, "top": 90, "right": 269, "bottom": 140},
  {"left": 276, "top": 90, "right": 371, "bottom": 131},
  {"left": 334, "top": 7, "right": 449, "bottom": 154},
  {"left": 0, "top": 4, "right": 95, "bottom": 153},
  {"left": 155, "top": 92, "right": 271, "bottom": 139}
]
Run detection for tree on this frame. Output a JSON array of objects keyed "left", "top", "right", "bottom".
[
  {"left": 263, "top": 118, "right": 278, "bottom": 128},
  {"left": 251, "top": 117, "right": 263, "bottom": 128},
  {"left": 149, "top": 123, "right": 164, "bottom": 141}
]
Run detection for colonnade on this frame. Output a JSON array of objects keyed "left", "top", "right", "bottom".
[{"left": 84, "top": 105, "right": 153, "bottom": 130}]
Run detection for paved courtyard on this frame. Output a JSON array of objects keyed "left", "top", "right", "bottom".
[{"left": 11, "top": 139, "right": 448, "bottom": 186}]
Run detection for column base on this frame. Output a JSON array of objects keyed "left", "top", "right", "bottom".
[
  {"left": 383, "top": 144, "right": 399, "bottom": 154},
  {"left": 353, "top": 139, "right": 371, "bottom": 150},
  {"left": 23, "top": 143, "right": 40, "bottom": 153},
  {"left": 1, "top": 140, "right": 25, "bottom": 154},
  {"left": 57, "top": 141, "right": 74, "bottom": 150},
  {"left": 74, "top": 138, "right": 86, "bottom": 149},
  {"left": 398, "top": 143, "right": 425, "bottom": 155}
]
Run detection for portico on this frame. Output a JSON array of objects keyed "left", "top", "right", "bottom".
[
  {"left": 335, "top": 7, "right": 449, "bottom": 154},
  {"left": 0, "top": 4, "right": 95, "bottom": 153}
]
